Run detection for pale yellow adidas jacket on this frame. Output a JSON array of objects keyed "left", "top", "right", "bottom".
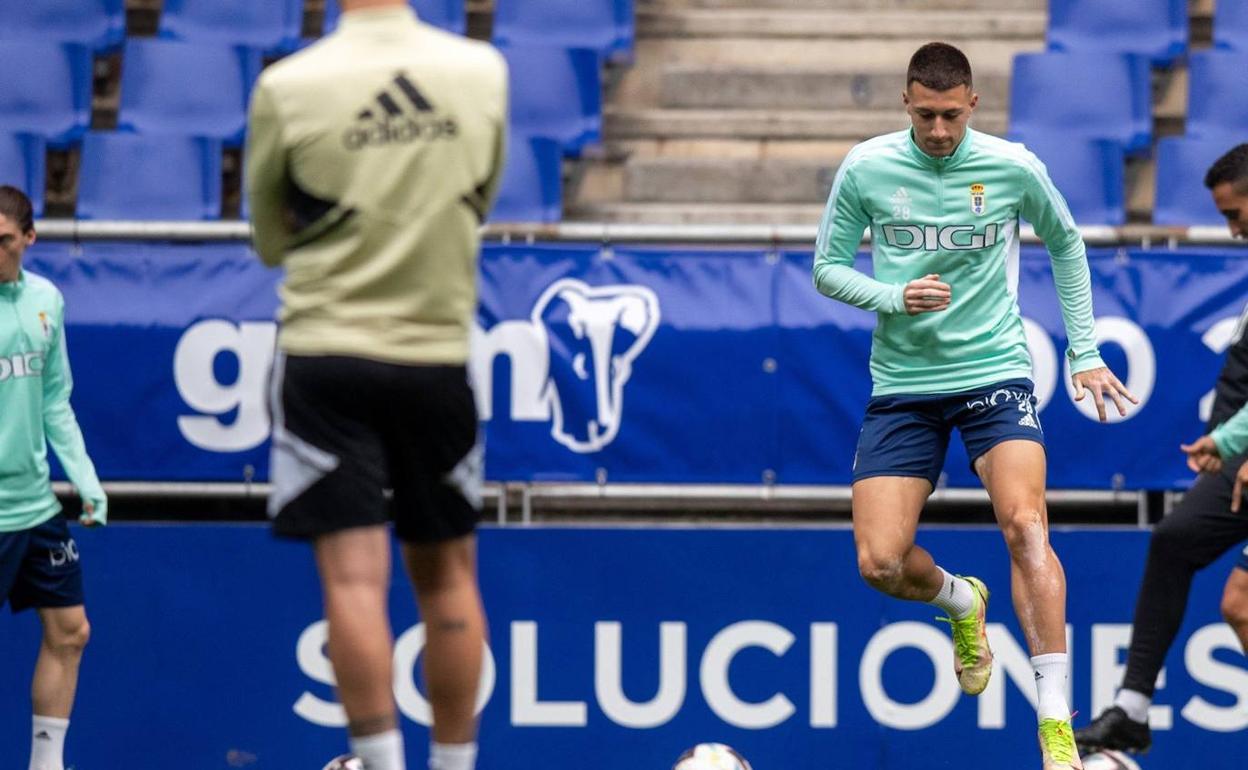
[{"left": 246, "top": 5, "right": 508, "bottom": 364}]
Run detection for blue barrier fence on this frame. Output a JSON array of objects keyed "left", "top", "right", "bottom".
[
  {"left": 0, "top": 525, "right": 1243, "bottom": 768},
  {"left": 22, "top": 241, "right": 1248, "bottom": 489}
]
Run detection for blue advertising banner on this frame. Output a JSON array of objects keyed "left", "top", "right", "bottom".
[
  {"left": 21, "top": 241, "right": 1248, "bottom": 488},
  {"left": 0, "top": 525, "right": 1243, "bottom": 769}
]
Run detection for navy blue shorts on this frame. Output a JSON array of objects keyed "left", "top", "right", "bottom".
[
  {"left": 1238, "top": 543, "right": 1248, "bottom": 572},
  {"left": 0, "top": 516, "right": 85, "bottom": 613},
  {"left": 853, "top": 378, "right": 1045, "bottom": 488}
]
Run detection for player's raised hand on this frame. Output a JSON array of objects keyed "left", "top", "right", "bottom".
[
  {"left": 903, "top": 273, "right": 951, "bottom": 315},
  {"left": 1180, "top": 434, "right": 1223, "bottom": 474},
  {"left": 1071, "top": 366, "right": 1139, "bottom": 422}
]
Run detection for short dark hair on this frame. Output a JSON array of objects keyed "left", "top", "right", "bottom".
[
  {"left": 1204, "top": 144, "right": 1248, "bottom": 191},
  {"left": 907, "top": 42, "right": 973, "bottom": 92},
  {"left": 0, "top": 185, "right": 34, "bottom": 233}
]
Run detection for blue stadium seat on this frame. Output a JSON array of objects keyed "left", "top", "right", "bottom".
[
  {"left": 1010, "top": 52, "right": 1151, "bottom": 155},
  {"left": 1009, "top": 133, "right": 1126, "bottom": 226},
  {"left": 493, "top": 0, "right": 634, "bottom": 61},
  {"left": 0, "top": 43, "right": 92, "bottom": 147},
  {"left": 0, "top": 134, "right": 46, "bottom": 217},
  {"left": 323, "top": 0, "right": 466, "bottom": 35},
  {"left": 1154, "top": 134, "right": 1243, "bottom": 226},
  {"left": 0, "top": 0, "right": 125, "bottom": 51},
  {"left": 491, "top": 136, "right": 562, "bottom": 222},
  {"left": 118, "top": 40, "right": 260, "bottom": 145},
  {"left": 159, "top": 0, "right": 303, "bottom": 52},
  {"left": 1047, "top": 0, "right": 1187, "bottom": 64},
  {"left": 500, "top": 45, "right": 602, "bottom": 156},
  {"left": 77, "top": 133, "right": 223, "bottom": 220},
  {"left": 1215, "top": 0, "right": 1248, "bottom": 51},
  {"left": 1187, "top": 51, "right": 1248, "bottom": 140}
]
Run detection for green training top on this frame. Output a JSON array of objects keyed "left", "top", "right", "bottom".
[
  {"left": 1212, "top": 407, "right": 1248, "bottom": 459},
  {"left": 0, "top": 271, "right": 105, "bottom": 533},
  {"left": 813, "top": 127, "right": 1105, "bottom": 396}
]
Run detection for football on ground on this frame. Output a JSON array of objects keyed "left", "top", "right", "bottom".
[
  {"left": 1082, "top": 750, "right": 1142, "bottom": 770},
  {"left": 672, "top": 743, "right": 753, "bottom": 770},
  {"left": 322, "top": 756, "right": 364, "bottom": 770}
]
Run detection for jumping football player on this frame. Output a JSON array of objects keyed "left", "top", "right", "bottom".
[{"left": 812, "top": 42, "right": 1136, "bottom": 770}]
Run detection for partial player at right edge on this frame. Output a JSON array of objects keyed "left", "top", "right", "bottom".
[{"left": 1076, "top": 143, "right": 1248, "bottom": 758}]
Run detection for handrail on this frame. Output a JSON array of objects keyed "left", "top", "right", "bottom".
[
  {"left": 32, "top": 219, "right": 1240, "bottom": 246},
  {"left": 54, "top": 480, "right": 1136, "bottom": 506}
]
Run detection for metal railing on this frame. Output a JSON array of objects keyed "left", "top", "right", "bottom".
[
  {"left": 32, "top": 219, "right": 1240, "bottom": 246},
  {"left": 53, "top": 480, "right": 1150, "bottom": 526}
]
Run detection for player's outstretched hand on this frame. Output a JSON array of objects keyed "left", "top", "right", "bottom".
[
  {"left": 903, "top": 274, "right": 951, "bottom": 315},
  {"left": 1233, "top": 460, "right": 1248, "bottom": 513},
  {"left": 1071, "top": 366, "right": 1139, "bottom": 422},
  {"left": 1180, "top": 434, "right": 1223, "bottom": 474}
]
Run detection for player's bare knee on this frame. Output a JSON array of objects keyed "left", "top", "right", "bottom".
[
  {"left": 323, "top": 568, "right": 388, "bottom": 600},
  {"left": 857, "top": 550, "right": 905, "bottom": 593},
  {"left": 1222, "top": 584, "right": 1248, "bottom": 628},
  {"left": 1222, "top": 598, "right": 1248, "bottom": 629},
  {"left": 1000, "top": 508, "right": 1048, "bottom": 565},
  {"left": 45, "top": 616, "right": 90, "bottom": 658}
]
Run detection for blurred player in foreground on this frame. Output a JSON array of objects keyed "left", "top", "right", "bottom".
[
  {"left": 0, "top": 185, "right": 108, "bottom": 770},
  {"left": 245, "top": 0, "right": 507, "bottom": 767},
  {"left": 1076, "top": 143, "right": 1248, "bottom": 756},
  {"left": 813, "top": 42, "right": 1136, "bottom": 770}
]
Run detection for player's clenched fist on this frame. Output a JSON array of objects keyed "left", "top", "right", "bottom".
[{"left": 903, "top": 273, "right": 951, "bottom": 315}]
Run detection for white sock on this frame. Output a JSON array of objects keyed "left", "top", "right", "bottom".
[
  {"left": 927, "top": 568, "right": 976, "bottom": 619},
  {"left": 1114, "top": 688, "right": 1151, "bottom": 724},
  {"left": 350, "top": 729, "right": 406, "bottom": 770},
  {"left": 429, "top": 742, "right": 478, "bottom": 770},
  {"left": 29, "top": 715, "right": 68, "bottom": 770},
  {"left": 1032, "top": 653, "right": 1071, "bottom": 721}
]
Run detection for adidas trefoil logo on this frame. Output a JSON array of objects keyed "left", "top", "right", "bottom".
[{"left": 343, "top": 72, "right": 459, "bottom": 150}]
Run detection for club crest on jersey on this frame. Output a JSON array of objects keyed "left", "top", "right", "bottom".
[
  {"left": 38, "top": 311, "right": 49, "bottom": 340},
  {"left": 970, "top": 183, "right": 987, "bottom": 216}
]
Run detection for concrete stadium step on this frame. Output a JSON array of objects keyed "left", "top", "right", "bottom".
[
  {"left": 623, "top": 156, "right": 844, "bottom": 203},
  {"left": 638, "top": 8, "right": 1045, "bottom": 39},
  {"left": 627, "top": 37, "right": 1039, "bottom": 70},
  {"left": 660, "top": 67, "right": 1012, "bottom": 110},
  {"left": 605, "top": 107, "right": 1009, "bottom": 140},
  {"left": 645, "top": 0, "right": 1043, "bottom": 10},
  {"left": 568, "top": 201, "right": 828, "bottom": 226}
]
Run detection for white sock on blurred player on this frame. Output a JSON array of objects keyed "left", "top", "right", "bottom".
[
  {"left": 1032, "top": 653, "right": 1071, "bottom": 721},
  {"left": 350, "top": 729, "right": 406, "bottom": 770},
  {"left": 429, "top": 742, "right": 477, "bottom": 770},
  {"left": 1114, "top": 688, "right": 1151, "bottom": 723},
  {"left": 928, "top": 567, "right": 976, "bottom": 619},
  {"left": 29, "top": 715, "right": 68, "bottom": 770}
]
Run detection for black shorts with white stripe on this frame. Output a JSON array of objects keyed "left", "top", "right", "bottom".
[{"left": 268, "top": 354, "right": 481, "bottom": 543}]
